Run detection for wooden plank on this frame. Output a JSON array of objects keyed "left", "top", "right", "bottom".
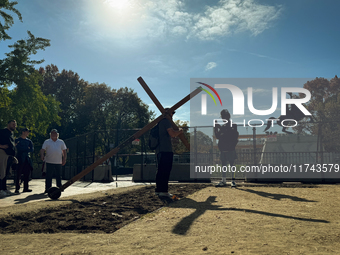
[
  {"left": 137, "top": 77, "right": 165, "bottom": 112},
  {"left": 137, "top": 76, "right": 197, "bottom": 150}
]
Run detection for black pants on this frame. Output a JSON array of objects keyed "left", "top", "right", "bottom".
[
  {"left": 0, "top": 177, "right": 7, "bottom": 191},
  {"left": 45, "top": 163, "right": 62, "bottom": 190},
  {"left": 155, "top": 152, "right": 173, "bottom": 193},
  {"left": 15, "top": 160, "right": 31, "bottom": 191}
]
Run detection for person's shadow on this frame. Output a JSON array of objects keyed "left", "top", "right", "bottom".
[
  {"left": 170, "top": 196, "right": 328, "bottom": 235},
  {"left": 239, "top": 188, "right": 317, "bottom": 202},
  {"left": 13, "top": 193, "right": 48, "bottom": 204},
  {"left": 13, "top": 194, "right": 88, "bottom": 205}
]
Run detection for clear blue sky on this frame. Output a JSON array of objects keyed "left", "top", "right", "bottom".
[{"left": 1, "top": 0, "right": 339, "bottom": 129}]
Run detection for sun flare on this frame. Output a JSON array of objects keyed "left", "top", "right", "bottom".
[{"left": 105, "top": 0, "right": 132, "bottom": 11}]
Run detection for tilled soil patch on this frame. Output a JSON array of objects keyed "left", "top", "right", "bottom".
[{"left": 0, "top": 184, "right": 208, "bottom": 234}]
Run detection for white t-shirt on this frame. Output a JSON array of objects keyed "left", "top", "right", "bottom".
[{"left": 42, "top": 138, "right": 67, "bottom": 164}]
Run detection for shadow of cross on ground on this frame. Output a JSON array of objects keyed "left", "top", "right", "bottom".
[
  {"left": 239, "top": 188, "right": 317, "bottom": 202},
  {"left": 170, "top": 195, "right": 329, "bottom": 236}
]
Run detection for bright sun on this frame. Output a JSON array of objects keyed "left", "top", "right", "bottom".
[{"left": 105, "top": 0, "right": 132, "bottom": 11}]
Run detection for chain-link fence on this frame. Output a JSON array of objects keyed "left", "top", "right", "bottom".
[
  {"left": 190, "top": 125, "right": 340, "bottom": 180},
  {"left": 25, "top": 124, "right": 340, "bottom": 182}
]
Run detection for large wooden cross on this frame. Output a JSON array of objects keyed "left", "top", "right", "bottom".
[
  {"left": 137, "top": 77, "right": 190, "bottom": 150},
  {"left": 47, "top": 77, "right": 201, "bottom": 199}
]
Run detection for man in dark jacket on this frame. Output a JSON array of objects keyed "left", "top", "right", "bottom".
[
  {"left": 15, "top": 128, "right": 34, "bottom": 193},
  {"left": 0, "top": 120, "right": 17, "bottom": 197},
  {"left": 214, "top": 109, "right": 239, "bottom": 187}
]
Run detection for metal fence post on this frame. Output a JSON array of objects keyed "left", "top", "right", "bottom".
[
  {"left": 141, "top": 134, "right": 144, "bottom": 181},
  {"left": 253, "top": 127, "right": 256, "bottom": 165},
  {"left": 76, "top": 138, "right": 79, "bottom": 177},
  {"left": 92, "top": 131, "right": 95, "bottom": 182},
  {"left": 194, "top": 127, "right": 197, "bottom": 167}
]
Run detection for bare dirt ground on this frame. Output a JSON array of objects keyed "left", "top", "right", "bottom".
[{"left": 1, "top": 183, "right": 340, "bottom": 255}]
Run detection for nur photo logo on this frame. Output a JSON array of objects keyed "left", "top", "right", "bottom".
[{"left": 198, "top": 82, "right": 311, "bottom": 117}]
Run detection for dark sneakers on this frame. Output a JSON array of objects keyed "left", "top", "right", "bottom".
[
  {"left": 215, "top": 181, "right": 227, "bottom": 187},
  {"left": 155, "top": 192, "right": 173, "bottom": 198},
  {"left": 23, "top": 189, "right": 32, "bottom": 192}
]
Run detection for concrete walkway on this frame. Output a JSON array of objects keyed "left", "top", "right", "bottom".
[{"left": 0, "top": 176, "right": 146, "bottom": 208}]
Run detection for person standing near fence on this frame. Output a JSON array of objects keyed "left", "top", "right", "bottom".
[
  {"left": 214, "top": 109, "right": 239, "bottom": 187},
  {"left": 40, "top": 129, "right": 67, "bottom": 194},
  {"left": 15, "top": 128, "right": 34, "bottom": 193},
  {"left": 155, "top": 109, "right": 183, "bottom": 198},
  {"left": 0, "top": 120, "right": 18, "bottom": 197}
]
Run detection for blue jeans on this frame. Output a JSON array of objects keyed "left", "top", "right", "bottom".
[{"left": 45, "top": 163, "right": 62, "bottom": 190}]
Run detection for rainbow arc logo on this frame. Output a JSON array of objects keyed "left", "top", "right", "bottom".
[
  {"left": 197, "top": 82, "right": 222, "bottom": 106},
  {"left": 197, "top": 82, "right": 222, "bottom": 115}
]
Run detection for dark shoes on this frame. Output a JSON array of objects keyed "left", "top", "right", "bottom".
[
  {"left": 14, "top": 189, "right": 32, "bottom": 193},
  {"left": 155, "top": 192, "right": 173, "bottom": 198}
]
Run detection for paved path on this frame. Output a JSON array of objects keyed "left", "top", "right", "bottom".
[{"left": 0, "top": 176, "right": 146, "bottom": 208}]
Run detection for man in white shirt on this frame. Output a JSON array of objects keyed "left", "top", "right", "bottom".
[{"left": 40, "top": 129, "right": 67, "bottom": 193}]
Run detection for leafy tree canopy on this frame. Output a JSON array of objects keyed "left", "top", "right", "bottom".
[
  {"left": 0, "top": 0, "right": 22, "bottom": 41},
  {"left": 39, "top": 65, "right": 154, "bottom": 140},
  {"left": 295, "top": 76, "right": 340, "bottom": 152},
  {"left": 0, "top": 1, "right": 59, "bottom": 138}
]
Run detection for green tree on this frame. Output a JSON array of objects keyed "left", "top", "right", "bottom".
[
  {"left": 107, "top": 87, "right": 153, "bottom": 154},
  {"left": 0, "top": 0, "right": 22, "bottom": 41},
  {"left": 190, "top": 130, "right": 213, "bottom": 153},
  {"left": 38, "top": 64, "right": 59, "bottom": 95},
  {"left": 0, "top": 86, "right": 11, "bottom": 116},
  {"left": 0, "top": 1, "right": 60, "bottom": 137},
  {"left": 39, "top": 65, "right": 88, "bottom": 138},
  {"left": 1, "top": 31, "right": 50, "bottom": 86},
  {"left": 10, "top": 71, "right": 60, "bottom": 134},
  {"left": 296, "top": 76, "right": 340, "bottom": 151},
  {"left": 109, "top": 87, "right": 151, "bottom": 129},
  {"left": 75, "top": 83, "right": 115, "bottom": 133},
  {"left": 171, "top": 120, "right": 190, "bottom": 154},
  {"left": 39, "top": 65, "right": 154, "bottom": 141},
  {"left": 0, "top": 0, "right": 21, "bottom": 119}
]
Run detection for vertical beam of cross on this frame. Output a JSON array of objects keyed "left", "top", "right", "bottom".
[{"left": 137, "top": 77, "right": 190, "bottom": 150}]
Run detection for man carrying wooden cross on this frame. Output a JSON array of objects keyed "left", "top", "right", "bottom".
[
  {"left": 154, "top": 109, "right": 183, "bottom": 198},
  {"left": 45, "top": 77, "right": 201, "bottom": 200}
]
